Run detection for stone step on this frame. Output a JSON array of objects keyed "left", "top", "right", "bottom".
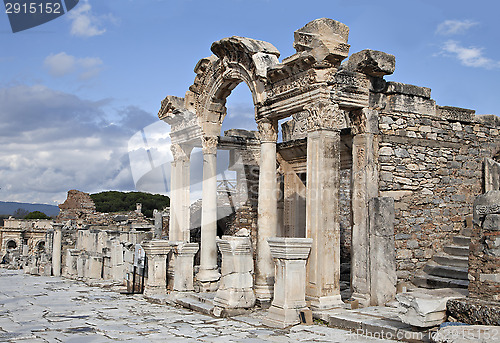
[
  {"left": 443, "top": 244, "right": 469, "bottom": 257},
  {"left": 412, "top": 271, "right": 468, "bottom": 289},
  {"left": 432, "top": 253, "right": 468, "bottom": 268},
  {"left": 320, "top": 307, "right": 432, "bottom": 342},
  {"left": 176, "top": 295, "right": 214, "bottom": 316},
  {"left": 452, "top": 235, "right": 471, "bottom": 247},
  {"left": 423, "top": 261, "right": 468, "bottom": 280}
]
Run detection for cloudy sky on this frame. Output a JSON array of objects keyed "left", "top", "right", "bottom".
[{"left": 1, "top": 0, "right": 499, "bottom": 205}]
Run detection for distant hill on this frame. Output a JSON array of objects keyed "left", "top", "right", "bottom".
[{"left": 0, "top": 201, "right": 59, "bottom": 217}]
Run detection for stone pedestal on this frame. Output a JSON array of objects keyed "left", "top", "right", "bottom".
[
  {"left": 214, "top": 236, "right": 255, "bottom": 309},
  {"left": 263, "top": 237, "right": 313, "bottom": 328},
  {"left": 88, "top": 255, "right": 103, "bottom": 279},
  {"left": 65, "top": 249, "right": 79, "bottom": 277},
  {"left": 142, "top": 240, "right": 171, "bottom": 297},
  {"left": 197, "top": 138, "right": 220, "bottom": 291},
  {"left": 51, "top": 224, "right": 62, "bottom": 277},
  {"left": 171, "top": 242, "right": 199, "bottom": 292},
  {"left": 255, "top": 119, "right": 278, "bottom": 303}
]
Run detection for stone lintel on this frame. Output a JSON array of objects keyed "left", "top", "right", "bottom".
[
  {"left": 476, "top": 114, "right": 500, "bottom": 128},
  {"left": 385, "top": 82, "right": 431, "bottom": 98}
]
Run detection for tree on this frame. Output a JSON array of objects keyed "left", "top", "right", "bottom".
[
  {"left": 90, "top": 191, "right": 170, "bottom": 217},
  {"left": 24, "top": 211, "right": 51, "bottom": 219},
  {"left": 13, "top": 208, "right": 29, "bottom": 219}
]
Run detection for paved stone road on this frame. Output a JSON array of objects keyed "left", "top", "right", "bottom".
[{"left": 0, "top": 269, "right": 396, "bottom": 342}]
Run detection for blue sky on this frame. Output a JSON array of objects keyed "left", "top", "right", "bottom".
[{"left": 1, "top": 0, "right": 499, "bottom": 205}]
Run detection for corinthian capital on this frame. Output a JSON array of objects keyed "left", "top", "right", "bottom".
[
  {"left": 304, "top": 100, "right": 347, "bottom": 131},
  {"left": 201, "top": 136, "right": 218, "bottom": 155},
  {"left": 257, "top": 118, "right": 278, "bottom": 143},
  {"left": 171, "top": 144, "right": 193, "bottom": 162}
]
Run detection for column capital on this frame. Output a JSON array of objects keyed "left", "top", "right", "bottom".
[
  {"left": 201, "top": 136, "right": 218, "bottom": 155},
  {"left": 257, "top": 118, "right": 278, "bottom": 143},
  {"left": 304, "top": 100, "right": 347, "bottom": 132},
  {"left": 171, "top": 143, "right": 193, "bottom": 162}
]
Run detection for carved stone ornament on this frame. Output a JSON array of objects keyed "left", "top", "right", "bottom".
[
  {"left": 304, "top": 100, "right": 346, "bottom": 131},
  {"left": 202, "top": 136, "right": 219, "bottom": 155},
  {"left": 171, "top": 144, "right": 192, "bottom": 162},
  {"left": 257, "top": 118, "right": 278, "bottom": 143}
]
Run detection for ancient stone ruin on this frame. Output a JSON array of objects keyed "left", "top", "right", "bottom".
[{"left": 1, "top": 17, "right": 499, "bottom": 337}]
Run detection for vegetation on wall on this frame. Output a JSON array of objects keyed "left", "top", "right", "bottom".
[{"left": 90, "top": 191, "right": 170, "bottom": 218}]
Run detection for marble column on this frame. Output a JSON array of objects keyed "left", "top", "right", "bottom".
[
  {"left": 169, "top": 144, "right": 192, "bottom": 242},
  {"left": 142, "top": 240, "right": 171, "bottom": 297},
  {"left": 52, "top": 224, "right": 62, "bottom": 277},
  {"left": 171, "top": 242, "right": 199, "bottom": 292},
  {"left": 255, "top": 119, "right": 279, "bottom": 303},
  {"left": 263, "top": 237, "right": 312, "bottom": 328},
  {"left": 304, "top": 100, "right": 345, "bottom": 309},
  {"left": 351, "top": 132, "right": 379, "bottom": 307},
  {"left": 214, "top": 236, "right": 255, "bottom": 309},
  {"left": 197, "top": 136, "right": 220, "bottom": 291}
]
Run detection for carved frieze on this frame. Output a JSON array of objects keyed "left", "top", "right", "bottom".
[
  {"left": 281, "top": 112, "right": 309, "bottom": 141},
  {"left": 304, "top": 100, "right": 347, "bottom": 131},
  {"left": 331, "top": 70, "right": 370, "bottom": 109}
]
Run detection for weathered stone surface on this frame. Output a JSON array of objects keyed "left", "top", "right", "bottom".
[
  {"left": 396, "top": 288, "right": 467, "bottom": 327},
  {"left": 214, "top": 236, "right": 255, "bottom": 310},
  {"left": 476, "top": 114, "right": 500, "bottom": 128},
  {"left": 385, "top": 82, "right": 431, "bottom": 98},
  {"left": 368, "top": 197, "right": 396, "bottom": 306},
  {"left": 264, "top": 237, "right": 312, "bottom": 328},
  {"left": 447, "top": 298, "right": 500, "bottom": 326},
  {"left": 485, "top": 158, "right": 500, "bottom": 192},
  {"left": 433, "top": 325, "right": 500, "bottom": 343},
  {"left": 346, "top": 49, "right": 395, "bottom": 77},
  {"left": 437, "top": 106, "right": 475, "bottom": 123},
  {"left": 293, "top": 18, "right": 350, "bottom": 64}
]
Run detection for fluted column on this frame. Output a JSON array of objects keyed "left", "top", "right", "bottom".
[
  {"left": 170, "top": 144, "right": 192, "bottom": 242},
  {"left": 305, "top": 100, "right": 345, "bottom": 309},
  {"left": 255, "top": 119, "right": 279, "bottom": 303},
  {"left": 196, "top": 136, "right": 220, "bottom": 291}
]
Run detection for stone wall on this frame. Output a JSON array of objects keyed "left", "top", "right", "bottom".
[
  {"left": 339, "top": 168, "right": 352, "bottom": 260},
  {"left": 378, "top": 104, "right": 500, "bottom": 280}
]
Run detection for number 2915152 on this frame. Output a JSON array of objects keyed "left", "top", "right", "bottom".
[{"left": 5, "top": 2, "right": 62, "bottom": 14}]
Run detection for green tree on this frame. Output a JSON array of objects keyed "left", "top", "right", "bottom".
[
  {"left": 24, "top": 211, "right": 51, "bottom": 219},
  {"left": 90, "top": 191, "right": 170, "bottom": 217}
]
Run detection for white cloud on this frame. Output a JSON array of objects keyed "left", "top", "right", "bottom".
[
  {"left": 43, "top": 52, "right": 103, "bottom": 79},
  {"left": 441, "top": 40, "right": 500, "bottom": 69},
  {"left": 0, "top": 84, "right": 157, "bottom": 204},
  {"left": 68, "top": 1, "right": 106, "bottom": 37},
  {"left": 436, "top": 19, "right": 478, "bottom": 36}
]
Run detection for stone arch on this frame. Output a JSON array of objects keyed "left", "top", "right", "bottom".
[{"left": 188, "top": 36, "right": 280, "bottom": 136}]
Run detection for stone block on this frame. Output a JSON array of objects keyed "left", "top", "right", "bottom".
[
  {"left": 293, "top": 18, "right": 350, "bottom": 64},
  {"left": 396, "top": 288, "right": 467, "bottom": 327},
  {"left": 437, "top": 106, "right": 475, "bottom": 123},
  {"left": 346, "top": 49, "right": 395, "bottom": 77},
  {"left": 385, "top": 82, "right": 431, "bottom": 98}
]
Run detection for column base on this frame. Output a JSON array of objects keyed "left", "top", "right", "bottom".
[
  {"left": 195, "top": 267, "right": 220, "bottom": 292},
  {"left": 214, "top": 289, "right": 256, "bottom": 309},
  {"left": 350, "top": 292, "right": 370, "bottom": 308},
  {"left": 263, "top": 305, "right": 304, "bottom": 329},
  {"left": 307, "top": 294, "right": 344, "bottom": 310},
  {"left": 255, "top": 283, "right": 274, "bottom": 304}
]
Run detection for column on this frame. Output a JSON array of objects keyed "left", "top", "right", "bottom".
[
  {"left": 350, "top": 108, "right": 380, "bottom": 307},
  {"left": 304, "top": 100, "right": 345, "bottom": 309},
  {"left": 196, "top": 136, "right": 220, "bottom": 291},
  {"left": 263, "top": 237, "right": 312, "bottom": 328},
  {"left": 52, "top": 224, "right": 62, "bottom": 277},
  {"left": 142, "top": 240, "right": 171, "bottom": 297},
  {"left": 170, "top": 144, "right": 193, "bottom": 242},
  {"left": 255, "top": 119, "right": 279, "bottom": 304},
  {"left": 171, "top": 242, "right": 199, "bottom": 292}
]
